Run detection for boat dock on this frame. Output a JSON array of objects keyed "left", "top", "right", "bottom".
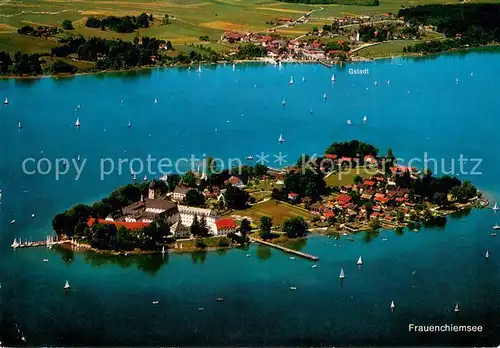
[
  {"left": 249, "top": 237, "right": 319, "bottom": 261},
  {"left": 11, "top": 236, "right": 83, "bottom": 249},
  {"left": 318, "top": 59, "right": 333, "bottom": 68}
]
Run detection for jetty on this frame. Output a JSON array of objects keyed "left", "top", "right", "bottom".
[
  {"left": 11, "top": 236, "right": 83, "bottom": 249},
  {"left": 249, "top": 237, "right": 319, "bottom": 261},
  {"left": 318, "top": 59, "right": 333, "bottom": 68}
]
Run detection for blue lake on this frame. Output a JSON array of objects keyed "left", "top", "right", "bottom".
[{"left": 0, "top": 51, "right": 500, "bottom": 345}]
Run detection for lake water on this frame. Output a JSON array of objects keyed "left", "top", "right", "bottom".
[{"left": 1, "top": 51, "right": 500, "bottom": 346}]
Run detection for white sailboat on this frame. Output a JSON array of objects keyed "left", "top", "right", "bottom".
[
  {"left": 312, "top": 264, "right": 318, "bottom": 268},
  {"left": 75, "top": 118, "right": 80, "bottom": 127},
  {"left": 493, "top": 223, "right": 500, "bottom": 230},
  {"left": 278, "top": 133, "right": 285, "bottom": 143},
  {"left": 362, "top": 116, "right": 367, "bottom": 123},
  {"left": 390, "top": 301, "right": 396, "bottom": 311},
  {"left": 331, "top": 74, "right": 335, "bottom": 82},
  {"left": 281, "top": 98, "right": 286, "bottom": 107},
  {"left": 302, "top": 76, "right": 305, "bottom": 82},
  {"left": 485, "top": 250, "right": 489, "bottom": 259},
  {"left": 454, "top": 303, "right": 460, "bottom": 312},
  {"left": 132, "top": 172, "right": 137, "bottom": 181},
  {"left": 346, "top": 120, "right": 352, "bottom": 125},
  {"left": 456, "top": 78, "right": 459, "bottom": 84},
  {"left": 11, "top": 238, "right": 19, "bottom": 248},
  {"left": 162, "top": 246, "right": 166, "bottom": 255},
  {"left": 357, "top": 256, "right": 363, "bottom": 266},
  {"left": 4, "top": 97, "right": 8, "bottom": 105},
  {"left": 154, "top": 98, "right": 158, "bottom": 104},
  {"left": 492, "top": 202, "right": 499, "bottom": 211},
  {"left": 246, "top": 154, "right": 254, "bottom": 160},
  {"left": 387, "top": 80, "right": 391, "bottom": 85},
  {"left": 339, "top": 268, "right": 345, "bottom": 279},
  {"left": 323, "top": 92, "right": 328, "bottom": 100},
  {"left": 64, "top": 280, "right": 71, "bottom": 290},
  {"left": 198, "top": 64, "right": 202, "bottom": 73},
  {"left": 289, "top": 76, "right": 294, "bottom": 85},
  {"left": 10, "top": 219, "right": 16, "bottom": 224},
  {"left": 232, "top": 63, "right": 236, "bottom": 71},
  {"left": 143, "top": 174, "right": 148, "bottom": 181},
  {"left": 374, "top": 81, "right": 378, "bottom": 86},
  {"left": 289, "top": 286, "right": 297, "bottom": 290},
  {"left": 18, "top": 121, "right": 22, "bottom": 129},
  {"left": 128, "top": 121, "right": 131, "bottom": 128}
]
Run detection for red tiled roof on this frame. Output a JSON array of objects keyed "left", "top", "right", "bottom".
[
  {"left": 363, "top": 180, "right": 375, "bottom": 186},
  {"left": 88, "top": 218, "right": 149, "bottom": 230},
  {"left": 323, "top": 210, "right": 334, "bottom": 218},
  {"left": 324, "top": 153, "right": 338, "bottom": 159},
  {"left": 340, "top": 157, "right": 352, "bottom": 161},
  {"left": 337, "top": 194, "right": 352, "bottom": 204},
  {"left": 288, "top": 192, "right": 300, "bottom": 198},
  {"left": 216, "top": 218, "right": 237, "bottom": 230},
  {"left": 226, "top": 176, "right": 243, "bottom": 185},
  {"left": 375, "top": 196, "right": 390, "bottom": 204}
]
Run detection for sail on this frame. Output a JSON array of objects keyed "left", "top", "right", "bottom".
[
  {"left": 323, "top": 93, "right": 327, "bottom": 99},
  {"left": 390, "top": 301, "right": 395, "bottom": 309},
  {"left": 485, "top": 250, "right": 489, "bottom": 258},
  {"left": 454, "top": 303, "right": 459, "bottom": 312},
  {"left": 339, "top": 268, "right": 345, "bottom": 279},
  {"left": 357, "top": 256, "right": 363, "bottom": 265},
  {"left": 363, "top": 116, "right": 367, "bottom": 123},
  {"left": 75, "top": 118, "right": 80, "bottom": 127},
  {"left": 289, "top": 76, "right": 294, "bottom": 85},
  {"left": 331, "top": 74, "right": 335, "bottom": 82},
  {"left": 278, "top": 134, "right": 284, "bottom": 143}
]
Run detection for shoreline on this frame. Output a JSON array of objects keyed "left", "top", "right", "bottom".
[{"left": 1, "top": 44, "right": 499, "bottom": 81}]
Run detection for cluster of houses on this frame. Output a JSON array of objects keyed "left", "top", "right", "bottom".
[{"left": 87, "top": 181, "right": 238, "bottom": 238}]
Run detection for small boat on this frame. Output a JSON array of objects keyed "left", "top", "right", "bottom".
[
  {"left": 31, "top": 213, "right": 35, "bottom": 218},
  {"left": 493, "top": 224, "right": 500, "bottom": 230},
  {"left": 4, "top": 97, "right": 8, "bottom": 105},
  {"left": 387, "top": 80, "right": 391, "bottom": 85},
  {"left": 161, "top": 246, "right": 166, "bottom": 255},
  {"left": 382, "top": 237, "right": 388, "bottom": 241},
  {"left": 132, "top": 172, "right": 137, "bottom": 181},
  {"left": 143, "top": 174, "right": 147, "bottom": 181},
  {"left": 246, "top": 155, "right": 253, "bottom": 160},
  {"left": 470, "top": 72, "right": 474, "bottom": 76},
  {"left": 454, "top": 303, "right": 459, "bottom": 312},
  {"left": 490, "top": 232, "right": 497, "bottom": 236},
  {"left": 42, "top": 259, "right": 49, "bottom": 262},
  {"left": 289, "top": 286, "right": 297, "bottom": 290},
  {"left": 485, "top": 250, "right": 489, "bottom": 259},
  {"left": 216, "top": 297, "right": 224, "bottom": 302},
  {"left": 76, "top": 155, "right": 81, "bottom": 162},
  {"left": 128, "top": 121, "right": 131, "bottom": 128},
  {"left": 339, "top": 268, "right": 345, "bottom": 279},
  {"left": 390, "top": 301, "right": 395, "bottom": 311},
  {"left": 331, "top": 74, "right": 335, "bottom": 82},
  {"left": 152, "top": 301, "right": 159, "bottom": 304},
  {"left": 302, "top": 76, "right": 305, "bottom": 82},
  {"left": 75, "top": 118, "right": 80, "bottom": 127},
  {"left": 10, "top": 219, "right": 16, "bottom": 224},
  {"left": 214, "top": 128, "right": 218, "bottom": 132},
  {"left": 357, "top": 256, "right": 363, "bottom": 266},
  {"left": 18, "top": 121, "right": 22, "bottom": 129},
  {"left": 154, "top": 98, "right": 158, "bottom": 104},
  {"left": 493, "top": 202, "right": 499, "bottom": 211},
  {"left": 289, "top": 76, "right": 294, "bottom": 85},
  {"left": 232, "top": 63, "right": 236, "bottom": 71},
  {"left": 456, "top": 78, "right": 459, "bottom": 84},
  {"left": 289, "top": 256, "right": 295, "bottom": 260},
  {"left": 362, "top": 116, "right": 367, "bottom": 123},
  {"left": 374, "top": 81, "right": 378, "bottom": 86},
  {"left": 198, "top": 307, "right": 204, "bottom": 312},
  {"left": 197, "top": 65, "right": 202, "bottom": 73},
  {"left": 64, "top": 280, "right": 71, "bottom": 290},
  {"left": 278, "top": 133, "right": 285, "bottom": 143},
  {"left": 246, "top": 254, "right": 251, "bottom": 257},
  {"left": 323, "top": 92, "right": 328, "bottom": 100},
  {"left": 346, "top": 120, "right": 352, "bottom": 125},
  {"left": 282, "top": 98, "right": 286, "bottom": 107},
  {"left": 312, "top": 264, "right": 318, "bottom": 268},
  {"left": 11, "top": 238, "right": 18, "bottom": 248}
]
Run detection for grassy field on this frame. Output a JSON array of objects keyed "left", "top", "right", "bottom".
[
  {"left": 233, "top": 199, "right": 316, "bottom": 226},
  {"left": 325, "top": 165, "right": 378, "bottom": 187},
  {"left": 2, "top": 0, "right": 499, "bottom": 53}
]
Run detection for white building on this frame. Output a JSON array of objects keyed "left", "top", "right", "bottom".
[
  {"left": 178, "top": 205, "right": 219, "bottom": 234},
  {"left": 173, "top": 185, "right": 190, "bottom": 201}
]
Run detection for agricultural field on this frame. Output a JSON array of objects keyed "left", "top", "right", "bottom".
[
  {"left": 1, "top": 0, "right": 497, "bottom": 53},
  {"left": 232, "top": 199, "right": 316, "bottom": 226},
  {"left": 325, "top": 166, "right": 378, "bottom": 187}
]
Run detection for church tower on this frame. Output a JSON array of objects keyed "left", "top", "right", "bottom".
[{"left": 148, "top": 181, "right": 156, "bottom": 199}]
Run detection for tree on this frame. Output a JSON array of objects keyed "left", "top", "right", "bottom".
[
  {"left": 184, "top": 189, "right": 205, "bottom": 207},
  {"left": 182, "top": 171, "right": 197, "bottom": 187},
  {"left": 259, "top": 216, "right": 272, "bottom": 239},
  {"left": 190, "top": 215, "right": 209, "bottom": 237},
  {"left": 163, "top": 14, "right": 170, "bottom": 24},
  {"left": 282, "top": 216, "right": 308, "bottom": 238},
  {"left": 62, "top": 20, "right": 74, "bottom": 30},
  {"left": 224, "top": 186, "right": 250, "bottom": 209},
  {"left": 166, "top": 40, "right": 173, "bottom": 50},
  {"left": 433, "top": 192, "right": 448, "bottom": 206},
  {"left": 253, "top": 163, "right": 268, "bottom": 177},
  {"left": 240, "top": 218, "right": 251, "bottom": 238},
  {"left": 353, "top": 175, "right": 363, "bottom": 184}
]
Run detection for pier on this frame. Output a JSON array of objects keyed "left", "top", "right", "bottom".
[
  {"left": 249, "top": 237, "right": 319, "bottom": 261},
  {"left": 11, "top": 236, "right": 83, "bottom": 249},
  {"left": 318, "top": 59, "right": 333, "bottom": 68}
]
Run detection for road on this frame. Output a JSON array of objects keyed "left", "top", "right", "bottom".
[{"left": 270, "top": 7, "right": 324, "bottom": 32}]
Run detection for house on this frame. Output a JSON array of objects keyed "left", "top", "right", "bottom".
[
  {"left": 122, "top": 197, "right": 179, "bottom": 223},
  {"left": 364, "top": 155, "right": 378, "bottom": 166},
  {"left": 223, "top": 31, "right": 247, "bottom": 42},
  {"left": 310, "top": 202, "right": 324, "bottom": 213},
  {"left": 173, "top": 185, "right": 190, "bottom": 201},
  {"left": 337, "top": 194, "right": 352, "bottom": 205},
  {"left": 323, "top": 210, "right": 335, "bottom": 219},
  {"left": 178, "top": 205, "right": 219, "bottom": 234},
  {"left": 288, "top": 192, "right": 300, "bottom": 201},
  {"left": 225, "top": 176, "right": 246, "bottom": 189},
  {"left": 363, "top": 180, "right": 376, "bottom": 187},
  {"left": 278, "top": 17, "right": 293, "bottom": 22},
  {"left": 171, "top": 221, "right": 190, "bottom": 238},
  {"left": 215, "top": 218, "right": 237, "bottom": 235}
]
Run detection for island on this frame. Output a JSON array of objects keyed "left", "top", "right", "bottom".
[{"left": 50, "top": 140, "right": 486, "bottom": 255}]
